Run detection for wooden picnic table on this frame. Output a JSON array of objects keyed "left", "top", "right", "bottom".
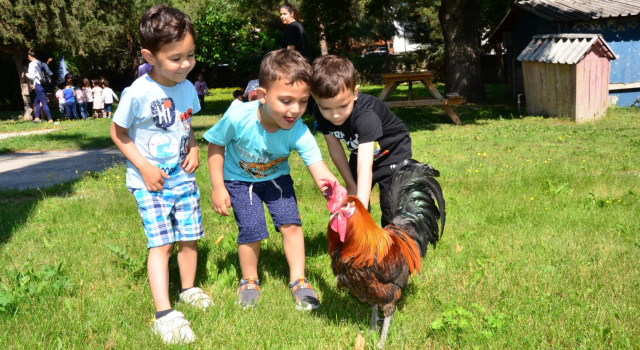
[{"left": 378, "top": 72, "right": 463, "bottom": 125}]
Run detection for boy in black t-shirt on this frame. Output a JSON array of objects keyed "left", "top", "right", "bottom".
[{"left": 311, "top": 55, "right": 412, "bottom": 227}]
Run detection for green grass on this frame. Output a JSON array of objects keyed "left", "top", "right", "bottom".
[{"left": 1, "top": 85, "right": 639, "bottom": 349}]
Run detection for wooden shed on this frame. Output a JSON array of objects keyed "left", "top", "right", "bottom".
[{"left": 518, "top": 34, "right": 617, "bottom": 123}]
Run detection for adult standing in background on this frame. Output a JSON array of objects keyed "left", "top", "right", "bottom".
[
  {"left": 26, "top": 51, "right": 54, "bottom": 123},
  {"left": 279, "top": 4, "right": 310, "bottom": 62},
  {"left": 136, "top": 58, "right": 152, "bottom": 79}
]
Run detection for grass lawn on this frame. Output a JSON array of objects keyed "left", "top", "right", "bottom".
[{"left": 1, "top": 85, "right": 639, "bottom": 349}]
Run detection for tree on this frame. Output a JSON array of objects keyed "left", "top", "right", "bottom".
[{"left": 439, "top": 0, "right": 486, "bottom": 103}]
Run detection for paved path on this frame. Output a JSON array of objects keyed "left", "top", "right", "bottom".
[
  {"left": 0, "top": 129, "right": 56, "bottom": 140},
  {"left": 0, "top": 149, "right": 125, "bottom": 190}
]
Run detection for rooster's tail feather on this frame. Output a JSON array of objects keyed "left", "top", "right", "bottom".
[{"left": 388, "top": 159, "right": 446, "bottom": 257}]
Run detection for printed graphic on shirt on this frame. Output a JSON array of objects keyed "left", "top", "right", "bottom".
[
  {"left": 157, "top": 163, "right": 181, "bottom": 177},
  {"left": 179, "top": 135, "right": 189, "bottom": 162},
  {"left": 234, "top": 145, "right": 287, "bottom": 179},
  {"left": 150, "top": 98, "right": 176, "bottom": 130},
  {"left": 179, "top": 108, "right": 193, "bottom": 133},
  {"left": 330, "top": 130, "right": 359, "bottom": 151},
  {"left": 148, "top": 133, "right": 176, "bottom": 159}
]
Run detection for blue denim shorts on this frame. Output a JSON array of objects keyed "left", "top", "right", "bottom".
[
  {"left": 104, "top": 104, "right": 113, "bottom": 113},
  {"left": 129, "top": 181, "right": 204, "bottom": 248},
  {"left": 225, "top": 175, "right": 301, "bottom": 244}
]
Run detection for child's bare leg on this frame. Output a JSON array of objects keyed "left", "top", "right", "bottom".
[
  {"left": 238, "top": 241, "right": 261, "bottom": 279},
  {"left": 177, "top": 240, "right": 198, "bottom": 290},
  {"left": 279, "top": 224, "right": 305, "bottom": 282},
  {"left": 148, "top": 243, "right": 174, "bottom": 311}
]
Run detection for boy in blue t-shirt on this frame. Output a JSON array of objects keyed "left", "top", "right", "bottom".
[
  {"left": 205, "top": 49, "right": 340, "bottom": 310},
  {"left": 110, "top": 5, "right": 211, "bottom": 345}
]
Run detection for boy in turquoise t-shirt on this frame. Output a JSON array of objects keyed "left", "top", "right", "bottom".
[{"left": 205, "top": 49, "right": 340, "bottom": 310}]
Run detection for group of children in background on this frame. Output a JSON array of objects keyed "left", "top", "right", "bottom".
[{"left": 55, "top": 75, "right": 119, "bottom": 120}]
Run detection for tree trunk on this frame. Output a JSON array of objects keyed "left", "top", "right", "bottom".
[
  {"left": 495, "top": 42, "right": 505, "bottom": 83},
  {"left": 318, "top": 22, "right": 329, "bottom": 56},
  {"left": 6, "top": 49, "right": 34, "bottom": 120},
  {"left": 439, "top": 0, "right": 486, "bottom": 103}
]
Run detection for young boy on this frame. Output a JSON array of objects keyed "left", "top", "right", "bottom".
[
  {"left": 229, "top": 89, "right": 244, "bottom": 108},
  {"left": 311, "top": 55, "right": 412, "bottom": 227},
  {"left": 110, "top": 4, "right": 211, "bottom": 345},
  {"left": 102, "top": 80, "right": 119, "bottom": 118},
  {"left": 205, "top": 49, "right": 339, "bottom": 310}
]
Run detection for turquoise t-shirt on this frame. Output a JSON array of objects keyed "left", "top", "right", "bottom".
[
  {"left": 113, "top": 75, "right": 200, "bottom": 189},
  {"left": 203, "top": 101, "right": 322, "bottom": 182}
]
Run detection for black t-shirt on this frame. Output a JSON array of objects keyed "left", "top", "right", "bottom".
[
  {"left": 281, "top": 21, "right": 310, "bottom": 60},
  {"left": 313, "top": 93, "right": 412, "bottom": 168}
]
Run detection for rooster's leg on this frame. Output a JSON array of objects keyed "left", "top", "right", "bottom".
[
  {"left": 376, "top": 314, "right": 393, "bottom": 349},
  {"left": 370, "top": 305, "right": 379, "bottom": 331}
]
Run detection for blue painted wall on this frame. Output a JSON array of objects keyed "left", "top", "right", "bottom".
[{"left": 508, "top": 13, "right": 640, "bottom": 106}]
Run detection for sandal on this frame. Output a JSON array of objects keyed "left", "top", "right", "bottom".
[
  {"left": 237, "top": 277, "right": 260, "bottom": 308},
  {"left": 289, "top": 277, "right": 320, "bottom": 311}
]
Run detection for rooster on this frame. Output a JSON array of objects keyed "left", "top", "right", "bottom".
[{"left": 320, "top": 159, "right": 445, "bottom": 348}]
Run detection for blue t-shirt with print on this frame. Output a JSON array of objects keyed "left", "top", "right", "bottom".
[
  {"left": 203, "top": 100, "right": 322, "bottom": 182},
  {"left": 113, "top": 74, "right": 201, "bottom": 189}
]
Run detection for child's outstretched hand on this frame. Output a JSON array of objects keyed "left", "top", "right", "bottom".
[
  {"left": 211, "top": 187, "right": 231, "bottom": 216},
  {"left": 181, "top": 148, "right": 199, "bottom": 174},
  {"left": 140, "top": 163, "right": 170, "bottom": 191}
]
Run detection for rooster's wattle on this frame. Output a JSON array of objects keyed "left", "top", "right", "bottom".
[{"left": 321, "top": 159, "right": 445, "bottom": 348}]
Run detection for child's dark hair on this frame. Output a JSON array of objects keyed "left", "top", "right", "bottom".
[
  {"left": 233, "top": 90, "right": 244, "bottom": 99},
  {"left": 259, "top": 49, "right": 312, "bottom": 90},
  {"left": 64, "top": 73, "right": 74, "bottom": 85},
  {"left": 58, "top": 82, "right": 66, "bottom": 90},
  {"left": 311, "top": 55, "right": 357, "bottom": 99},
  {"left": 278, "top": 3, "right": 299, "bottom": 20},
  {"left": 103, "top": 80, "right": 110, "bottom": 88},
  {"left": 83, "top": 78, "right": 92, "bottom": 88},
  {"left": 139, "top": 4, "right": 196, "bottom": 54}
]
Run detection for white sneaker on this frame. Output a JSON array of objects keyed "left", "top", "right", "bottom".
[
  {"left": 152, "top": 310, "right": 195, "bottom": 345},
  {"left": 179, "top": 287, "right": 213, "bottom": 310}
]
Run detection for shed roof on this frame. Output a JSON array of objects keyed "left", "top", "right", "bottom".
[
  {"left": 517, "top": 34, "right": 617, "bottom": 64},
  {"left": 515, "top": 0, "right": 640, "bottom": 22},
  {"left": 488, "top": 0, "right": 640, "bottom": 42}
]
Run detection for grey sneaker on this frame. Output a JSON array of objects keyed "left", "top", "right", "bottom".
[
  {"left": 237, "top": 277, "right": 260, "bottom": 308},
  {"left": 151, "top": 310, "right": 195, "bottom": 345},
  {"left": 289, "top": 277, "right": 320, "bottom": 311}
]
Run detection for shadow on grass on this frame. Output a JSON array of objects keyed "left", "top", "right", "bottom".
[{"left": 0, "top": 179, "right": 82, "bottom": 248}]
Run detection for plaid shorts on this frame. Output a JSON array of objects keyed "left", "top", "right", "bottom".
[{"left": 129, "top": 181, "right": 204, "bottom": 248}]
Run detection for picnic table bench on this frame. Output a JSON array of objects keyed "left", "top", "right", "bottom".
[{"left": 378, "top": 72, "right": 463, "bottom": 125}]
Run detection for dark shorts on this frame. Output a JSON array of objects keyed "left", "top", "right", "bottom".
[
  {"left": 225, "top": 174, "right": 301, "bottom": 244},
  {"left": 104, "top": 104, "right": 113, "bottom": 113},
  {"left": 349, "top": 157, "right": 410, "bottom": 227}
]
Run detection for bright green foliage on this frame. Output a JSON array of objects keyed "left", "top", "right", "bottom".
[{"left": 194, "top": 5, "right": 278, "bottom": 77}]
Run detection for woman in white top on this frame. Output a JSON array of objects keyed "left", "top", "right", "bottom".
[{"left": 25, "top": 51, "right": 54, "bottom": 122}]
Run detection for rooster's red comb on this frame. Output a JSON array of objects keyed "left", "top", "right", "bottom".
[{"left": 320, "top": 178, "right": 347, "bottom": 214}]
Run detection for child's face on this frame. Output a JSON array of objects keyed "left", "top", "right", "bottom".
[
  {"left": 314, "top": 85, "right": 360, "bottom": 126},
  {"left": 258, "top": 78, "right": 309, "bottom": 131},
  {"left": 143, "top": 33, "right": 196, "bottom": 87},
  {"left": 198, "top": 75, "right": 203, "bottom": 81}
]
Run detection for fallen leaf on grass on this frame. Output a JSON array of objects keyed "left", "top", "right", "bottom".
[
  {"left": 456, "top": 244, "right": 462, "bottom": 253},
  {"left": 215, "top": 233, "right": 225, "bottom": 245},
  {"left": 105, "top": 341, "right": 116, "bottom": 349},
  {"left": 353, "top": 334, "right": 365, "bottom": 350}
]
